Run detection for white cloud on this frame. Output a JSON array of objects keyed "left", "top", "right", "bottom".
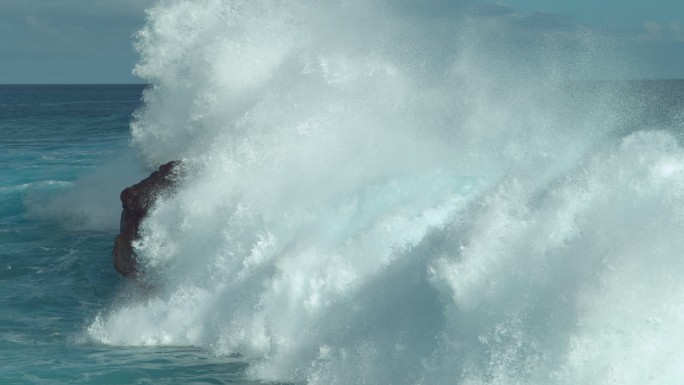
[
  {"left": 638, "top": 21, "right": 684, "bottom": 42},
  {"left": 23, "top": 15, "right": 55, "bottom": 33}
]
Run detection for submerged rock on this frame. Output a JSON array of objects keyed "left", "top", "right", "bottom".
[{"left": 113, "top": 161, "right": 180, "bottom": 277}]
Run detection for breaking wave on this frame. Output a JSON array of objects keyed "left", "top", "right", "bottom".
[{"left": 88, "top": 1, "right": 684, "bottom": 383}]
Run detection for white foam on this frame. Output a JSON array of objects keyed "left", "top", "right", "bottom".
[
  {"left": 87, "top": 1, "right": 684, "bottom": 383},
  {"left": 27, "top": 154, "right": 145, "bottom": 231}
]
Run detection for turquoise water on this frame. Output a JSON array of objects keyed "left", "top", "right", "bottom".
[
  {"left": 4, "top": 2, "right": 684, "bottom": 383},
  {"left": 3, "top": 80, "right": 684, "bottom": 383},
  {"left": 0, "top": 85, "right": 267, "bottom": 384}
]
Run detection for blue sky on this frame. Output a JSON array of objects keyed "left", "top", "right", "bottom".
[
  {"left": 0, "top": 0, "right": 682, "bottom": 83},
  {"left": 0, "top": 0, "right": 155, "bottom": 83},
  {"left": 498, "top": 0, "right": 684, "bottom": 78},
  {"left": 504, "top": 0, "right": 684, "bottom": 26}
]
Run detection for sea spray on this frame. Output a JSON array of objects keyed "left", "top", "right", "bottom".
[{"left": 87, "top": 1, "right": 684, "bottom": 384}]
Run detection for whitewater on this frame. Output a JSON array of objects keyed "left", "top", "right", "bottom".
[{"left": 78, "top": 1, "right": 684, "bottom": 384}]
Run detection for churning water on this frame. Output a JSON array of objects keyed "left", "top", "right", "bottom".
[{"left": 4, "top": 1, "right": 684, "bottom": 384}]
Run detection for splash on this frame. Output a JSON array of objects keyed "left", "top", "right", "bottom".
[
  {"left": 88, "top": 1, "right": 684, "bottom": 383},
  {"left": 26, "top": 154, "right": 145, "bottom": 231}
]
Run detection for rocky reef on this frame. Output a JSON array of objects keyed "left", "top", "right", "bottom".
[{"left": 113, "top": 161, "right": 180, "bottom": 277}]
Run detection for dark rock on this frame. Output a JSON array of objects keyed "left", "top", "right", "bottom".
[{"left": 113, "top": 161, "right": 180, "bottom": 277}]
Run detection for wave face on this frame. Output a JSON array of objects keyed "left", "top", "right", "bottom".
[{"left": 88, "top": 1, "right": 684, "bottom": 384}]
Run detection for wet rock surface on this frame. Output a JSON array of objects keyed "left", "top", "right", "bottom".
[{"left": 113, "top": 161, "right": 180, "bottom": 277}]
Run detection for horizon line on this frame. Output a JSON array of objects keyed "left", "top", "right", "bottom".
[
  {"left": 2, "top": 79, "right": 684, "bottom": 86},
  {"left": 0, "top": 83, "right": 150, "bottom": 86}
]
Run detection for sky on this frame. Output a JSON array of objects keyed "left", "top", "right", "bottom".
[
  {"left": 499, "top": 0, "right": 684, "bottom": 79},
  {"left": 0, "top": 0, "right": 156, "bottom": 84},
  {"left": 0, "top": 0, "right": 682, "bottom": 83}
]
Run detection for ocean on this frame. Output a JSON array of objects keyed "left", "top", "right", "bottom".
[
  {"left": 3, "top": 2, "right": 684, "bottom": 384},
  {"left": 0, "top": 85, "right": 260, "bottom": 384}
]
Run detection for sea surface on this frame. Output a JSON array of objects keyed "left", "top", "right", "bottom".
[
  {"left": 2, "top": 81, "right": 684, "bottom": 384},
  {"left": 0, "top": 85, "right": 264, "bottom": 384},
  {"left": 4, "top": 2, "right": 684, "bottom": 384}
]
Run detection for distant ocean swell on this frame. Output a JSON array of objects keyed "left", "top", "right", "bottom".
[{"left": 87, "top": 1, "right": 684, "bottom": 384}]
